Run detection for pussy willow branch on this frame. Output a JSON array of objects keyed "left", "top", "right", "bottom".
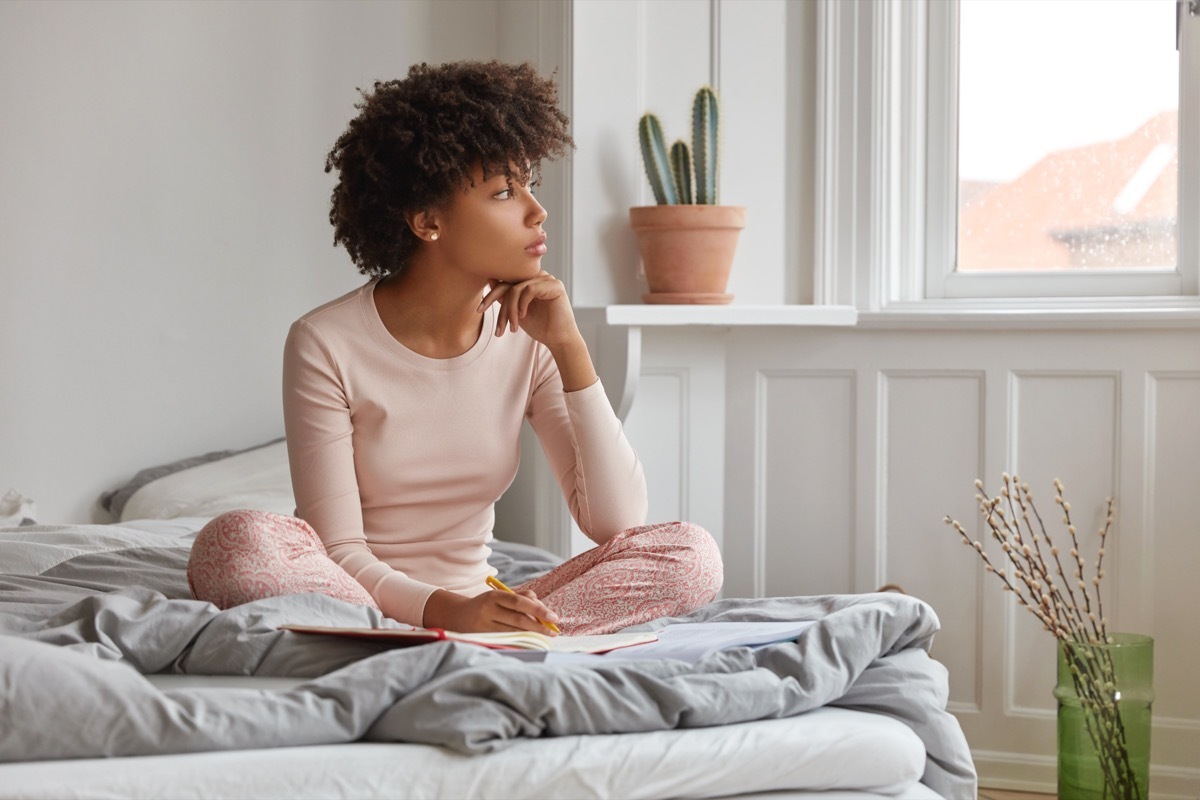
[
  {"left": 1008, "top": 477, "right": 1088, "bottom": 640},
  {"left": 1093, "top": 498, "right": 1115, "bottom": 643},
  {"left": 983, "top": 503, "right": 1050, "bottom": 622},
  {"left": 992, "top": 489, "right": 1051, "bottom": 611},
  {"left": 1004, "top": 476, "right": 1053, "bottom": 584},
  {"left": 950, "top": 480, "right": 1113, "bottom": 645},
  {"left": 972, "top": 481, "right": 1076, "bottom": 638},
  {"left": 1015, "top": 479, "right": 1092, "bottom": 641},
  {"left": 946, "top": 479, "right": 1140, "bottom": 799},
  {"left": 1056, "top": 481, "right": 1106, "bottom": 644},
  {"left": 946, "top": 512, "right": 1065, "bottom": 636}
]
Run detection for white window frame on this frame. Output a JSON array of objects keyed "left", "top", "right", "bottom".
[{"left": 815, "top": 0, "right": 1200, "bottom": 312}]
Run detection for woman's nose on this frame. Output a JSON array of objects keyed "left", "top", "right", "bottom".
[{"left": 527, "top": 192, "right": 547, "bottom": 226}]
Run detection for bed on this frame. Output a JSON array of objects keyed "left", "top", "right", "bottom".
[{"left": 0, "top": 440, "right": 977, "bottom": 799}]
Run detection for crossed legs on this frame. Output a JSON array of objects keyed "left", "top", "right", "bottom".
[{"left": 187, "top": 510, "right": 723, "bottom": 634}]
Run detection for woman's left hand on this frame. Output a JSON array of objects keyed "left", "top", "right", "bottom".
[
  {"left": 479, "top": 271, "right": 578, "bottom": 348},
  {"left": 480, "top": 271, "right": 598, "bottom": 392}
]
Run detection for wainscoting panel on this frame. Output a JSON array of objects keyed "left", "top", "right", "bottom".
[
  {"left": 604, "top": 326, "right": 1200, "bottom": 795},
  {"left": 1007, "top": 372, "right": 1121, "bottom": 717},
  {"left": 881, "top": 371, "right": 986, "bottom": 713},
  {"left": 756, "top": 370, "right": 856, "bottom": 599},
  {"left": 1146, "top": 372, "right": 1200, "bottom": 767},
  {"left": 623, "top": 370, "right": 687, "bottom": 525},
  {"left": 614, "top": 329, "right": 728, "bottom": 559}
]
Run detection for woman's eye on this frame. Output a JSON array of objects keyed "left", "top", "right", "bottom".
[{"left": 495, "top": 183, "right": 533, "bottom": 200}]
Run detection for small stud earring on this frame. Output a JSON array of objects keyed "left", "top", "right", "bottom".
[{"left": 430, "top": 232, "right": 439, "bottom": 241}]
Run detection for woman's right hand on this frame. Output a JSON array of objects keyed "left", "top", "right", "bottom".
[{"left": 421, "top": 586, "right": 560, "bottom": 634}]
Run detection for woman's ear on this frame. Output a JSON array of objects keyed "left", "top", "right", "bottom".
[{"left": 406, "top": 210, "right": 441, "bottom": 243}]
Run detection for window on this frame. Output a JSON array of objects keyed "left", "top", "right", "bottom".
[
  {"left": 814, "top": 0, "right": 1200, "bottom": 309},
  {"left": 930, "top": 0, "right": 1198, "bottom": 299},
  {"left": 958, "top": 0, "right": 1177, "bottom": 275}
]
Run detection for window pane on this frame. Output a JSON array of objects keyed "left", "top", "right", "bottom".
[{"left": 957, "top": 0, "right": 1178, "bottom": 272}]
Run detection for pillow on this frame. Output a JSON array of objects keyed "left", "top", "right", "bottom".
[
  {"left": 101, "top": 438, "right": 285, "bottom": 519},
  {"left": 109, "top": 439, "right": 296, "bottom": 522},
  {"left": 103, "top": 440, "right": 567, "bottom": 579}
]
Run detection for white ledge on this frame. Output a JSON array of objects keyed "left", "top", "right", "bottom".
[
  {"left": 577, "top": 305, "right": 858, "bottom": 422},
  {"left": 859, "top": 299, "right": 1200, "bottom": 330},
  {"left": 603, "top": 304, "right": 858, "bottom": 327}
]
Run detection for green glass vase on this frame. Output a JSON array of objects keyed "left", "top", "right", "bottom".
[{"left": 1054, "top": 634, "right": 1154, "bottom": 800}]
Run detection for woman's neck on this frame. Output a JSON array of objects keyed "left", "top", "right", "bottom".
[{"left": 373, "top": 261, "right": 488, "bottom": 359}]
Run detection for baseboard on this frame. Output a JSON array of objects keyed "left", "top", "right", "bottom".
[
  {"left": 973, "top": 750, "right": 1200, "bottom": 799},
  {"left": 972, "top": 750, "right": 1056, "bottom": 794}
]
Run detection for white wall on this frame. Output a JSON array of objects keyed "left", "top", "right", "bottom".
[{"left": 0, "top": 0, "right": 501, "bottom": 523}]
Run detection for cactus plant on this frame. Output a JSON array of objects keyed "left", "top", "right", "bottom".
[
  {"left": 692, "top": 86, "right": 718, "bottom": 204},
  {"left": 638, "top": 85, "right": 720, "bottom": 205},
  {"left": 670, "top": 141, "right": 693, "bottom": 205},
  {"left": 638, "top": 114, "right": 678, "bottom": 205},
  {"left": 631, "top": 85, "right": 741, "bottom": 304}
]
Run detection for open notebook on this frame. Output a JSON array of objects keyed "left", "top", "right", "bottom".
[
  {"left": 279, "top": 625, "right": 659, "bottom": 654},
  {"left": 281, "top": 620, "right": 819, "bottom": 660}
]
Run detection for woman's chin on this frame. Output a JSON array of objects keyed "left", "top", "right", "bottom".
[
  {"left": 485, "top": 262, "right": 543, "bottom": 287},
  {"left": 514, "top": 261, "right": 544, "bottom": 280}
]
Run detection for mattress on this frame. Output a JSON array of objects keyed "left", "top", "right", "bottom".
[{"left": 0, "top": 702, "right": 932, "bottom": 799}]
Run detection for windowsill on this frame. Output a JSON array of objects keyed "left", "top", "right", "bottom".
[
  {"left": 595, "top": 299, "right": 1200, "bottom": 330},
  {"left": 860, "top": 297, "right": 1200, "bottom": 330},
  {"left": 602, "top": 305, "right": 858, "bottom": 327}
]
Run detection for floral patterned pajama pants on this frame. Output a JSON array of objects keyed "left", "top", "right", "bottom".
[{"left": 187, "top": 509, "right": 724, "bottom": 635}]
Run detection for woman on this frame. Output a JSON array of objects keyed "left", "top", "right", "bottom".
[{"left": 187, "top": 61, "right": 722, "bottom": 636}]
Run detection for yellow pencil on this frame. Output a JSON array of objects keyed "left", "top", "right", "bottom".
[{"left": 485, "top": 574, "right": 561, "bottom": 633}]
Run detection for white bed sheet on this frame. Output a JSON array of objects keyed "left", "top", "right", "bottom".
[{"left": 0, "top": 705, "right": 932, "bottom": 800}]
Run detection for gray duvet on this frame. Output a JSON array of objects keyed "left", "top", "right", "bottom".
[{"left": 0, "top": 523, "right": 976, "bottom": 798}]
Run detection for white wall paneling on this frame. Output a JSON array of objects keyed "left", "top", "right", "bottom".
[
  {"left": 568, "top": 0, "right": 650, "bottom": 306},
  {"left": 625, "top": 370, "right": 689, "bottom": 525},
  {"left": 716, "top": 0, "right": 787, "bottom": 305},
  {"left": 881, "top": 370, "right": 985, "bottom": 715},
  {"left": 785, "top": 0, "right": 819, "bottom": 306},
  {"left": 1007, "top": 372, "right": 1120, "bottom": 720},
  {"left": 756, "top": 370, "right": 856, "bottom": 599},
  {"left": 1145, "top": 372, "right": 1200, "bottom": 770},
  {"left": 619, "top": 328, "right": 727, "bottom": 559},
  {"left": 621, "top": 325, "right": 1200, "bottom": 796},
  {"left": 724, "top": 364, "right": 861, "bottom": 599}
]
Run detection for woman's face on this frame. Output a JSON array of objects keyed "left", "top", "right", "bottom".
[{"left": 432, "top": 164, "right": 548, "bottom": 284}]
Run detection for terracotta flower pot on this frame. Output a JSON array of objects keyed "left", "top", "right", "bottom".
[{"left": 629, "top": 205, "right": 746, "bottom": 304}]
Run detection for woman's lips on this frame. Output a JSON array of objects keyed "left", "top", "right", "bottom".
[{"left": 526, "top": 236, "right": 547, "bottom": 256}]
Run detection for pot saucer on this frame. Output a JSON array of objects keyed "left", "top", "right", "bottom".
[{"left": 642, "top": 292, "right": 734, "bottom": 305}]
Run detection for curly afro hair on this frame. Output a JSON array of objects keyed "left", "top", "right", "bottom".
[{"left": 324, "top": 61, "right": 574, "bottom": 279}]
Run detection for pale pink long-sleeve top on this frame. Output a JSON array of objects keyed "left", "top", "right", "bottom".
[{"left": 282, "top": 280, "right": 648, "bottom": 626}]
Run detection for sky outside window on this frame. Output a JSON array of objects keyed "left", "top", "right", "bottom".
[{"left": 957, "top": 0, "right": 1179, "bottom": 272}]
